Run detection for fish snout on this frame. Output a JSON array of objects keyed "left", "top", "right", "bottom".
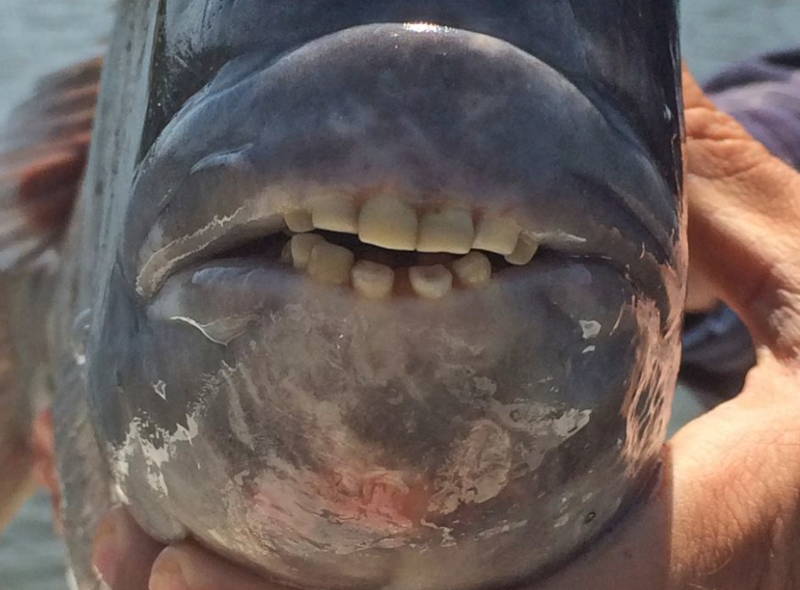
[{"left": 127, "top": 24, "right": 678, "bottom": 313}]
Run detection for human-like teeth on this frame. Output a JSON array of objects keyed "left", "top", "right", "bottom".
[
  {"left": 452, "top": 252, "right": 491, "bottom": 288},
  {"left": 358, "top": 195, "right": 418, "bottom": 251},
  {"left": 307, "top": 242, "right": 355, "bottom": 285},
  {"left": 351, "top": 260, "right": 395, "bottom": 300},
  {"left": 505, "top": 234, "right": 539, "bottom": 265},
  {"left": 311, "top": 198, "right": 359, "bottom": 234},
  {"left": 288, "top": 234, "right": 325, "bottom": 270},
  {"left": 409, "top": 265, "right": 453, "bottom": 299},
  {"left": 285, "top": 210, "right": 314, "bottom": 233},
  {"left": 473, "top": 216, "right": 520, "bottom": 255},
  {"left": 417, "top": 209, "right": 474, "bottom": 254}
]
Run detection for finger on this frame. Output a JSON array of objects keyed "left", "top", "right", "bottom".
[
  {"left": 92, "top": 507, "right": 165, "bottom": 590},
  {"left": 682, "top": 65, "right": 800, "bottom": 358},
  {"left": 150, "top": 541, "right": 276, "bottom": 590}
]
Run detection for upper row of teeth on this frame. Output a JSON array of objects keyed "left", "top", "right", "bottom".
[{"left": 283, "top": 194, "right": 540, "bottom": 263}]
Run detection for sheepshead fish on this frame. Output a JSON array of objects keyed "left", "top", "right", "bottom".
[{"left": 0, "top": 2, "right": 685, "bottom": 589}]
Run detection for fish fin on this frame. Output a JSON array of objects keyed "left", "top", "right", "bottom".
[
  {"left": 0, "top": 57, "right": 102, "bottom": 272},
  {"left": 0, "top": 278, "right": 34, "bottom": 533},
  {"left": 0, "top": 57, "right": 102, "bottom": 532}
]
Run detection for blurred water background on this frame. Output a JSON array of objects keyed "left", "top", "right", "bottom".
[{"left": 1, "top": 0, "right": 798, "bottom": 588}]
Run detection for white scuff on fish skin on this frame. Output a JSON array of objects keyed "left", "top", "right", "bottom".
[
  {"left": 476, "top": 519, "right": 529, "bottom": 540},
  {"left": 427, "top": 420, "right": 512, "bottom": 516},
  {"left": 551, "top": 409, "right": 591, "bottom": 437},
  {"left": 169, "top": 315, "right": 256, "bottom": 345},
  {"left": 108, "top": 408, "right": 202, "bottom": 499},
  {"left": 153, "top": 380, "right": 167, "bottom": 400},
  {"left": 579, "top": 320, "right": 602, "bottom": 339},
  {"left": 488, "top": 402, "right": 592, "bottom": 472},
  {"left": 109, "top": 420, "right": 137, "bottom": 483},
  {"left": 149, "top": 285, "right": 258, "bottom": 344},
  {"left": 582, "top": 345, "right": 596, "bottom": 354},
  {"left": 490, "top": 401, "right": 591, "bottom": 438},
  {"left": 136, "top": 205, "right": 248, "bottom": 297},
  {"left": 420, "top": 519, "right": 457, "bottom": 547}
]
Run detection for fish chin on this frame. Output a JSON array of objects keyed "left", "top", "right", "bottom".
[
  {"left": 84, "top": 15, "right": 683, "bottom": 590},
  {"left": 91, "top": 255, "right": 679, "bottom": 590}
]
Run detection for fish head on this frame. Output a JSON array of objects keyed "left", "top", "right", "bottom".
[{"left": 81, "top": 2, "right": 685, "bottom": 589}]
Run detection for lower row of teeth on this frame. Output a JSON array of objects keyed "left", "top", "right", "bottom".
[{"left": 281, "top": 233, "right": 505, "bottom": 300}]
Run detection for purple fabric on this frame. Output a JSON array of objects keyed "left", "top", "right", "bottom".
[{"left": 704, "top": 48, "right": 800, "bottom": 168}]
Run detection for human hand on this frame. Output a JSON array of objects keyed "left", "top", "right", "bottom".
[
  {"left": 69, "top": 66, "right": 800, "bottom": 590},
  {"left": 533, "top": 66, "right": 800, "bottom": 590}
]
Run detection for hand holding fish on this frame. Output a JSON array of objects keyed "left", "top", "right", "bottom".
[{"left": 81, "top": 67, "right": 800, "bottom": 590}]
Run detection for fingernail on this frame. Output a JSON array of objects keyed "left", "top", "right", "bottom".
[
  {"left": 92, "top": 515, "right": 120, "bottom": 587},
  {"left": 150, "top": 554, "right": 191, "bottom": 590}
]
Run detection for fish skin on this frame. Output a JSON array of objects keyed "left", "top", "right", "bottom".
[{"left": 2, "top": 3, "right": 685, "bottom": 590}]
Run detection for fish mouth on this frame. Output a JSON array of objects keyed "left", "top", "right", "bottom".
[
  {"left": 126, "top": 23, "right": 680, "bottom": 315},
  {"left": 141, "top": 193, "right": 592, "bottom": 303}
]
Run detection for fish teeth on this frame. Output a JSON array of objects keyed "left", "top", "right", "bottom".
[
  {"left": 277, "top": 196, "right": 545, "bottom": 289},
  {"left": 452, "top": 252, "right": 491, "bottom": 288},
  {"left": 473, "top": 216, "right": 520, "bottom": 255},
  {"left": 285, "top": 210, "right": 314, "bottom": 233},
  {"left": 504, "top": 234, "right": 539, "bottom": 265},
  {"left": 358, "top": 195, "right": 418, "bottom": 251},
  {"left": 311, "top": 197, "right": 359, "bottom": 234},
  {"left": 417, "top": 208, "right": 474, "bottom": 254},
  {"left": 409, "top": 265, "right": 453, "bottom": 299},
  {"left": 289, "top": 234, "right": 325, "bottom": 270},
  {"left": 351, "top": 260, "right": 395, "bottom": 300},
  {"left": 308, "top": 241, "right": 355, "bottom": 285}
]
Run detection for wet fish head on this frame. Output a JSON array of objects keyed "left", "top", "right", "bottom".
[{"left": 85, "top": 2, "right": 685, "bottom": 589}]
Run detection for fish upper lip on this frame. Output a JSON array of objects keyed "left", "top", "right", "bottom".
[{"left": 124, "top": 23, "right": 680, "bottom": 307}]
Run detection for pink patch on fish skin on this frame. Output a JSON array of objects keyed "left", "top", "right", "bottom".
[{"left": 250, "top": 467, "right": 431, "bottom": 545}]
